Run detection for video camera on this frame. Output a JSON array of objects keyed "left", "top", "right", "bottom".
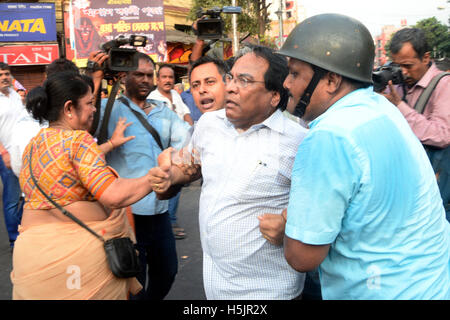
[
  {"left": 196, "top": 6, "right": 242, "bottom": 40},
  {"left": 99, "top": 35, "right": 147, "bottom": 80},
  {"left": 372, "top": 62, "right": 404, "bottom": 92}
]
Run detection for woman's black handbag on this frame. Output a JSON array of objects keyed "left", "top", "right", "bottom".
[
  {"left": 28, "top": 145, "right": 141, "bottom": 279},
  {"left": 103, "top": 237, "right": 141, "bottom": 278}
]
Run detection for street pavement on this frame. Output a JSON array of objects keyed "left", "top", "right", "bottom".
[{"left": 0, "top": 179, "right": 205, "bottom": 300}]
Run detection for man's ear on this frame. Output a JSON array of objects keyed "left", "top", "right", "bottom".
[
  {"left": 270, "top": 91, "right": 281, "bottom": 108},
  {"left": 325, "top": 72, "right": 342, "bottom": 94},
  {"left": 422, "top": 51, "right": 431, "bottom": 65}
]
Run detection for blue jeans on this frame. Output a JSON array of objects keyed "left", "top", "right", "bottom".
[
  {"left": 425, "top": 146, "right": 450, "bottom": 221},
  {"left": 0, "top": 157, "right": 23, "bottom": 247},
  {"left": 131, "top": 212, "right": 178, "bottom": 300},
  {"left": 168, "top": 190, "right": 181, "bottom": 225}
]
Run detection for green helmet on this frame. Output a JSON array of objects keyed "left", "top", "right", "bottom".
[{"left": 279, "top": 13, "right": 375, "bottom": 84}]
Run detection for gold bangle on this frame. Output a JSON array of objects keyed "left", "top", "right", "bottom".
[{"left": 108, "top": 139, "right": 115, "bottom": 149}]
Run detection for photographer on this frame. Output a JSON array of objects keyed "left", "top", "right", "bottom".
[
  {"left": 381, "top": 28, "right": 450, "bottom": 219},
  {"left": 87, "top": 48, "right": 190, "bottom": 300}
]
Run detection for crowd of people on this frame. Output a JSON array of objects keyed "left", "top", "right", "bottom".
[{"left": 0, "top": 13, "right": 448, "bottom": 300}]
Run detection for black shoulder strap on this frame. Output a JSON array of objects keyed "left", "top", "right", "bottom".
[
  {"left": 413, "top": 72, "right": 450, "bottom": 114},
  {"left": 97, "top": 80, "right": 122, "bottom": 144},
  {"left": 89, "top": 84, "right": 102, "bottom": 136},
  {"left": 28, "top": 144, "right": 105, "bottom": 242},
  {"left": 117, "top": 96, "right": 165, "bottom": 150}
]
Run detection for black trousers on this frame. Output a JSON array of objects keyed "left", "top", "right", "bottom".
[{"left": 130, "top": 212, "right": 178, "bottom": 300}]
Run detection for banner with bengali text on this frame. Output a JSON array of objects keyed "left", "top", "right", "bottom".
[{"left": 66, "top": 0, "right": 166, "bottom": 66}]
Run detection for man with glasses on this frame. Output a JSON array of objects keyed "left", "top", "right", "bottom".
[{"left": 149, "top": 45, "right": 307, "bottom": 299}]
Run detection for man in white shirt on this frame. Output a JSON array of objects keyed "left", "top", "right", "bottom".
[
  {"left": 148, "top": 64, "right": 193, "bottom": 125},
  {"left": 149, "top": 46, "right": 307, "bottom": 299},
  {"left": 0, "top": 62, "right": 25, "bottom": 249}
]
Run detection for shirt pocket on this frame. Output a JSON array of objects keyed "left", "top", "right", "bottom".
[{"left": 231, "top": 157, "right": 290, "bottom": 202}]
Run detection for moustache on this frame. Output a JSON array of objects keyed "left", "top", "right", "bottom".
[{"left": 138, "top": 84, "right": 152, "bottom": 90}]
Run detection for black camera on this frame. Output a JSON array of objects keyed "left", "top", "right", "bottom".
[
  {"left": 372, "top": 62, "right": 404, "bottom": 92},
  {"left": 99, "top": 35, "right": 147, "bottom": 80},
  {"left": 196, "top": 6, "right": 241, "bottom": 40}
]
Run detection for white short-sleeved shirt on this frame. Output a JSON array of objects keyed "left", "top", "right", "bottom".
[
  {"left": 0, "top": 88, "right": 26, "bottom": 151},
  {"left": 148, "top": 89, "right": 191, "bottom": 121},
  {"left": 10, "top": 113, "right": 46, "bottom": 177},
  {"left": 190, "top": 109, "right": 308, "bottom": 299}
]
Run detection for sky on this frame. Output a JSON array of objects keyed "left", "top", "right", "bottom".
[{"left": 297, "top": 0, "right": 449, "bottom": 36}]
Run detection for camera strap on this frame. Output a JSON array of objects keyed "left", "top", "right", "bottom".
[
  {"left": 413, "top": 72, "right": 450, "bottom": 114},
  {"left": 97, "top": 80, "right": 122, "bottom": 145},
  {"left": 90, "top": 85, "right": 102, "bottom": 136},
  {"left": 117, "top": 96, "right": 165, "bottom": 151}
]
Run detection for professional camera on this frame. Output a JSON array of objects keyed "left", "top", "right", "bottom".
[
  {"left": 99, "top": 35, "right": 147, "bottom": 80},
  {"left": 372, "top": 62, "right": 404, "bottom": 92},
  {"left": 196, "top": 6, "right": 242, "bottom": 40}
]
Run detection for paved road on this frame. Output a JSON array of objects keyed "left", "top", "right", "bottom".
[{"left": 0, "top": 180, "right": 205, "bottom": 300}]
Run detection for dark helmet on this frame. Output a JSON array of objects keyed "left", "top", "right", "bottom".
[{"left": 279, "top": 13, "right": 375, "bottom": 84}]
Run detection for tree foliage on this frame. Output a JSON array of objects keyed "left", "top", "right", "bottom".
[
  {"left": 188, "top": 0, "right": 271, "bottom": 41},
  {"left": 385, "top": 17, "right": 449, "bottom": 59},
  {"left": 413, "top": 17, "right": 449, "bottom": 58}
]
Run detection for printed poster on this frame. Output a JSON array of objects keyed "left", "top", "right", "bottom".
[{"left": 66, "top": 0, "right": 166, "bottom": 65}]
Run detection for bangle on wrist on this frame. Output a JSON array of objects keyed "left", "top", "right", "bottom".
[{"left": 108, "top": 139, "right": 115, "bottom": 149}]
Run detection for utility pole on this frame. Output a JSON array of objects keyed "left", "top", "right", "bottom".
[
  {"left": 232, "top": 0, "right": 239, "bottom": 55},
  {"left": 275, "top": 0, "right": 284, "bottom": 48}
]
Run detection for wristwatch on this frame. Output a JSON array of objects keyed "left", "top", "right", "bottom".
[{"left": 86, "top": 60, "right": 102, "bottom": 73}]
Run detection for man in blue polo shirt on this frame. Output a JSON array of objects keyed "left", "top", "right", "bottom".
[
  {"left": 96, "top": 52, "right": 190, "bottom": 300},
  {"left": 279, "top": 14, "right": 450, "bottom": 299}
]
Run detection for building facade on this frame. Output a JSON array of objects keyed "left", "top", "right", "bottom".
[{"left": 374, "top": 20, "right": 407, "bottom": 68}]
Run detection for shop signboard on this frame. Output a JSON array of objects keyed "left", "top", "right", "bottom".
[
  {"left": 0, "top": 44, "right": 60, "bottom": 66},
  {"left": 0, "top": 2, "right": 57, "bottom": 42}
]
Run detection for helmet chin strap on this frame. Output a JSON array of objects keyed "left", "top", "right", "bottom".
[{"left": 294, "top": 67, "right": 327, "bottom": 118}]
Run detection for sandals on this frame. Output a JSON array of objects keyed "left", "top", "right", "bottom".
[{"left": 172, "top": 224, "right": 186, "bottom": 240}]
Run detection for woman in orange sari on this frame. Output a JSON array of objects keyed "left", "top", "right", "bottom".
[{"left": 11, "top": 72, "right": 154, "bottom": 299}]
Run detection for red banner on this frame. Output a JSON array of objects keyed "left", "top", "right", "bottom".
[{"left": 0, "top": 44, "right": 59, "bottom": 66}]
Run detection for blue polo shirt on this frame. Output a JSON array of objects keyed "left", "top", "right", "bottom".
[
  {"left": 286, "top": 87, "right": 450, "bottom": 299},
  {"left": 101, "top": 96, "right": 190, "bottom": 215},
  {"left": 181, "top": 89, "right": 202, "bottom": 122}
]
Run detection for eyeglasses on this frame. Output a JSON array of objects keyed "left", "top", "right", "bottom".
[{"left": 223, "top": 73, "right": 265, "bottom": 89}]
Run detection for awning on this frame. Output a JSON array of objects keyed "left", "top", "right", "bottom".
[{"left": 165, "top": 29, "right": 197, "bottom": 44}]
